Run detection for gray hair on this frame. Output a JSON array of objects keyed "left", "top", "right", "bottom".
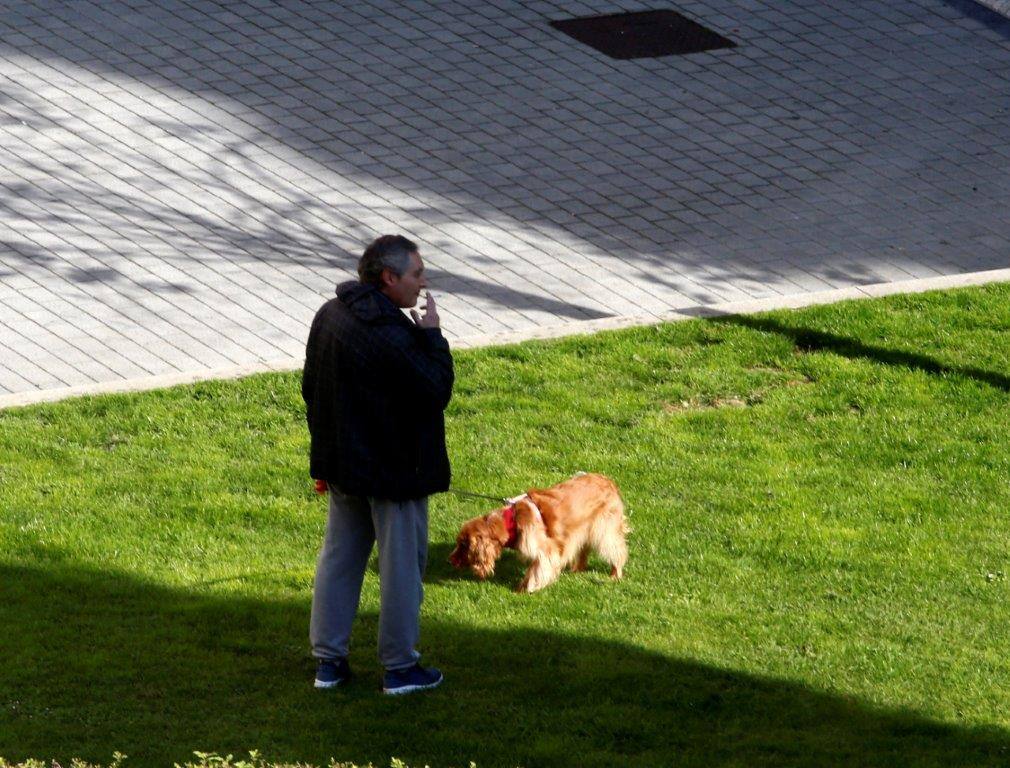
[{"left": 357, "top": 234, "right": 418, "bottom": 285}]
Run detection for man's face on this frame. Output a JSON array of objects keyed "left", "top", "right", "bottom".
[{"left": 381, "top": 250, "right": 427, "bottom": 308}]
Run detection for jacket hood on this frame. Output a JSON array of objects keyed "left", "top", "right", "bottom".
[{"left": 336, "top": 280, "right": 400, "bottom": 324}]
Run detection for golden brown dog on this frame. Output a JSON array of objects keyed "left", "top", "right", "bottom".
[{"left": 449, "top": 473, "right": 628, "bottom": 593}]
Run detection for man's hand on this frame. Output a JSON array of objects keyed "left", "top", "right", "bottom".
[{"left": 410, "top": 291, "right": 440, "bottom": 328}]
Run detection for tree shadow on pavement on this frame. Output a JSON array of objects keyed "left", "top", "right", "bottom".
[
  {"left": 1, "top": 560, "right": 1008, "bottom": 768},
  {"left": 2, "top": 0, "right": 1007, "bottom": 323}
]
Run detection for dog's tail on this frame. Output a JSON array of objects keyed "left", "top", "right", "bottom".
[
  {"left": 598, "top": 480, "right": 630, "bottom": 580},
  {"left": 611, "top": 478, "right": 632, "bottom": 536},
  {"left": 616, "top": 494, "right": 631, "bottom": 536}
]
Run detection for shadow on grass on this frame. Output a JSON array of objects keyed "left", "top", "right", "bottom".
[
  {"left": 1, "top": 561, "right": 1008, "bottom": 768},
  {"left": 705, "top": 313, "right": 1010, "bottom": 393}
]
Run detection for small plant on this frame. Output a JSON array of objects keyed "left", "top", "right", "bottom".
[{"left": 0, "top": 753, "right": 473, "bottom": 768}]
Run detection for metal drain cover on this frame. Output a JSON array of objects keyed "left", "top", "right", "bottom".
[{"left": 550, "top": 9, "right": 736, "bottom": 60}]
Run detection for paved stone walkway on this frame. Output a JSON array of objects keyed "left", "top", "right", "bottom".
[{"left": 0, "top": 0, "right": 1008, "bottom": 399}]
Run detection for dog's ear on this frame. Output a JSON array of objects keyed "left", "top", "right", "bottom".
[
  {"left": 449, "top": 534, "right": 470, "bottom": 569},
  {"left": 469, "top": 533, "right": 502, "bottom": 580}
]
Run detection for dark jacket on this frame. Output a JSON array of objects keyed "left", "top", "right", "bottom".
[{"left": 302, "top": 281, "right": 454, "bottom": 500}]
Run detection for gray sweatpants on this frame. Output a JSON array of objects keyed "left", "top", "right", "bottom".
[{"left": 309, "top": 490, "right": 428, "bottom": 670}]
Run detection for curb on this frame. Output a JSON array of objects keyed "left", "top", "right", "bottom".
[
  {"left": 2, "top": 267, "right": 1010, "bottom": 410},
  {"left": 974, "top": 0, "right": 1010, "bottom": 17},
  {"left": 450, "top": 267, "right": 1010, "bottom": 348}
]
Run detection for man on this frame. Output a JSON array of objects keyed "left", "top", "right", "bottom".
[{"left": 302, "top": 234, "right": 454, "bottom": 695}]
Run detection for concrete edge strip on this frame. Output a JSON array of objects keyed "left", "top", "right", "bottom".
[
  {"left": 3, "top": 267, "right": 1010, "bottom": 410},
  {"left": 973, "top": 0, "right": 1010, "bottom": 18}
]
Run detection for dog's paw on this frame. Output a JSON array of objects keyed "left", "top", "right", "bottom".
[{"left": 515, "top": 579, "right": 537, "bottom": 594}]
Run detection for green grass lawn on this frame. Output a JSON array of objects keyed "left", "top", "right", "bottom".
[{"left": 2, "top": 284, "right": 1010, "bottom": 768}]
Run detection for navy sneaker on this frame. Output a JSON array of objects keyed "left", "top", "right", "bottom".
[
  {"left": 382, "top": 663, "right": 443, "bottom": 695},
  {"left": 314, "top": 657, "right": 351, "bottom": 689}
]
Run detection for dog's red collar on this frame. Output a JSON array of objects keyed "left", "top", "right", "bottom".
[
  {"left": 501, "top": 504, "right": 519, "bottom": 548},
  {"left": 500, "top": 495, "right": 543, "bottom": 548}
]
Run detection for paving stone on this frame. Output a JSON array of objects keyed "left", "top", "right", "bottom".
[{"left": 0, "top": 0, "right": 1008, "bottom": 397}]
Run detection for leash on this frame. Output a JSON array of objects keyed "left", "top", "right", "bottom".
[
  {"left": 448, "top": 472, "right": 589, "bottom": 506},
  {"left": 447, "top": 487, "right": 509, "bottom": 505}
]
